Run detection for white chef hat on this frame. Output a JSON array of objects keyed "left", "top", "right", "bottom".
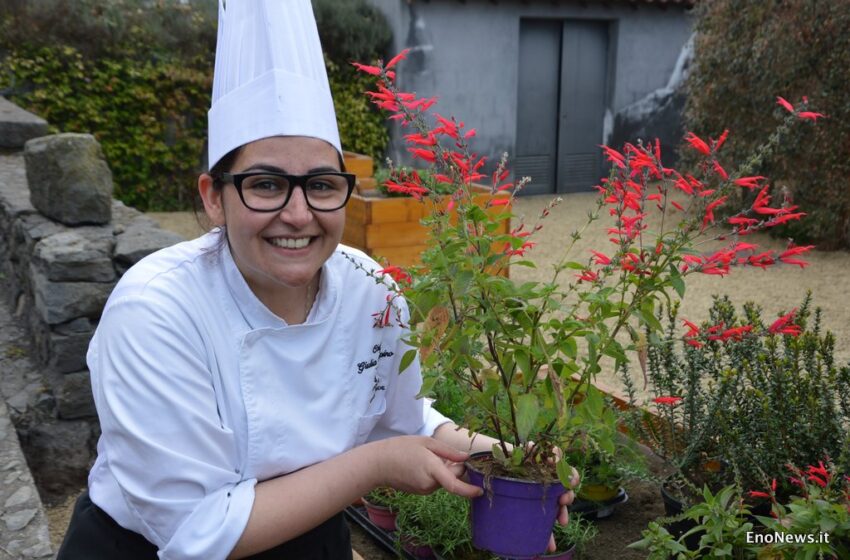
[{"left": 208, "top": 0, "right": 341, "bottom": 170}]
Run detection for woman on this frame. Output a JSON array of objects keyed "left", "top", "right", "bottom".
[{"left": 58, "top": 3, "right": 574, "bottom": 559}]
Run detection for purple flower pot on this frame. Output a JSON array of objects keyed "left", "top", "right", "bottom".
[{"left": 466, "top": 453, "right": 566, "bottom": 559}]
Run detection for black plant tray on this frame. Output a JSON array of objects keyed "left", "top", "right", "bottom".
[
  {"left": 569, "top": 488, "right": 629, "bottom": 520},
  {"left": 345, "top": 505, "right": 417, "bottom": 559}
]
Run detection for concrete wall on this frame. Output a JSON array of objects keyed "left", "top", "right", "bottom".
[{"left": 366, "top": 0, "right": 693, "bottom": 178}]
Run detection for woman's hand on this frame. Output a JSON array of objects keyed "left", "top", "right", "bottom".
[
  {"left": 373, "top": 436, "right": 483, "bottom": 498},
  {"left": 548, "top": 465, "right": 580, "bottom": 552}
]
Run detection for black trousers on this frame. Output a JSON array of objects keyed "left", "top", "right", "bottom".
[{"left": 57, "top": 491, "right": 353, "bottom": 560}]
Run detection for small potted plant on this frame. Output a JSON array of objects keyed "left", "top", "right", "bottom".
[
  {"left": 393, "top": 489, "right": 471, "bottom": 559},
  {"left": 351, "top": 50, "right": 822, "bottom": 558},
  {"left": 362, "top": 486, "right": 402, "bottom": 532},
  {"left": 537, "top": 515, "right": 599, "bottom": 560}
]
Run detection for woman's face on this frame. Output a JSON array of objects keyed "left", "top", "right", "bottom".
[{"left": 200, "top": 136, "right": 345, "bottom": 296}]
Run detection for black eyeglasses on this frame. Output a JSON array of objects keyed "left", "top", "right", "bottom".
[{"left": 219, "top": 171, "right": 356, "bottom": 212}]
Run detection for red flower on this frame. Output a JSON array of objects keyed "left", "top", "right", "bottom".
[
  {"left": 776, "top": 96, "right": 795, "bottom": 113},
  {"left": 576, "top": 269, "right": 598, "bottom": 282},
  {"left": 591, "top": 250, "right": 611, "bottom": 265},
  {"left": 768, "top": 308, "right": 800, "bottom": 336},
  {"left": 733, "top": 176, "right": 765, "bottom": 190},
  {"left": 798, "top": 111, "right": 826, "bottom": 121},
  {"left": 384, "top": 49, "right": 410, "bottom": 70},
  {"left": 748, "top": 490, "right": 771, "bottom": 499},
  {"left": 684, "top": 132, "right": 711, "bottom": 155},
  {"left": 489, "top": 197, "right": 511, "bottom": 207},
  {"left": 712, "top": 160, "right": 729, "bottom": 180},
  {"left": 351, "top": 62, "right": 382, "bottom": 76},
  {"left": 779, "top": 245, "right": 814, "bottom": 268},
  {"left": 378, "top": 266, "right": 412, "bottom": 285},
  {"left": 408, "top": 148, "right": 437, "bottom": 163},
  {"left": 653, "top": 396, "right": 683, "bottom": 406}
]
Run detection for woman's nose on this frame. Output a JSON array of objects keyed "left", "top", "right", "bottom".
[{"left": 278, "top": 186, "right": 314, "bottom": 226}]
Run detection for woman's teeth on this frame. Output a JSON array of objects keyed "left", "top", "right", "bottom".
[{"left": 269, "top": 237, "right": 311, "bottom": 249}]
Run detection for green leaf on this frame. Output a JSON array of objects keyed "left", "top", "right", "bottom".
[
  {"left": 399, "top": 349, "right": 417, "bottom": 374},
  {"left": 556, "top": 458, "right": 574, "bottom": 488},
  {"left": 515, "top": 394, "right": 539, "bottom": 442}
]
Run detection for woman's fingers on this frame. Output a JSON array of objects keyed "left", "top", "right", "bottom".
[
  {"left": 433, "top": 464, "right": 483, "bottom": 498},
  {"left": 559, "top": 489, "right": 575, "bottom": 507}
]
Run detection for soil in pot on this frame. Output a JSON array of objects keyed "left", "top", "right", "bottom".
[{"left": 465, "top": 452, "right": 566, "bottom": 559}]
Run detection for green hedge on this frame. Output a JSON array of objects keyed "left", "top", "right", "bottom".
[
  {"left": 0, "top": 0, "right": 389, "bottom": 211},
  {"left": 684, "top": 0, "right": 850, "bottom": 249}
]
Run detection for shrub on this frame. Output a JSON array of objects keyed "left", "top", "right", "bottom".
[
  {"left": 327, "top": 60, "right": 388, "bottom": 163},
  {"left": 685, "top": 0, "right": 850, "bottom": 249},
  {"left": 0, "top": 0, "right": 389, "bottom": 211},
  {"left": 621, "top": 293, "right": 850, "bottom": 502},
  {"left": 1, "top": 45, "right": 210, "bottom": 210},
  {"left": 312, "top": 0, "right": 392, "bottom": 64}
]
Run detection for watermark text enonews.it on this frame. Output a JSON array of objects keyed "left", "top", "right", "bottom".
[{"left": 746, "top": 531, "right": 830, "bottom": 545}]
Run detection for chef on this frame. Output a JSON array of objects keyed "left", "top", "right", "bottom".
[{"left": 57, "top": 1, "right": 573, "bottom": 559}]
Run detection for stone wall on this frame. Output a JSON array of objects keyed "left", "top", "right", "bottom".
[{"left": 0, "top": 96, "right": 184, "bottom": 532}]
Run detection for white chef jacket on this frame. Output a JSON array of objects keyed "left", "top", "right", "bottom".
[{"left": 86, "top": 230, "right": 449, "bottom": 559}]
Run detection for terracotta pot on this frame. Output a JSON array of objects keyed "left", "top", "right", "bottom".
[{"left": 361, "top": 497, "right": 397, "bottom": 532}]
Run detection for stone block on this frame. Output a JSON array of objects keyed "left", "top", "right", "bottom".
[
  {"left": 30, "top": 268, "right": 113, "bottom": 325},
  {"left": 114, "top": 219, "right": 183, "bottom": 273},
  {"left": 55, "top": 371, "right": 95, "bottom": 420},
  {"left": 0, "top": 97, "right": 49, "bottom": 149},
  {"left": 0, "top": 153, "right": 36, "bottom": 220},
  {"left": 24, "top": 133, "right": 113, "bottom": 225},
  {"left": 33, "top": 230, "right": 115, "bottom": 283},
  {"left": 12, "top": 213, "right": 64, "bottom": 256},
  {"left": 19, "top": 418, "right": 96, "bottom": 503},
  {"left": 48, "top": 319, "right": 94, "bottom": 374}
]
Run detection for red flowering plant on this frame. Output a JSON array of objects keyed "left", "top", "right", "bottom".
[
  {"left": 620, "top": 293, "right": 850, "bottom": 507},
  {"left": 346, "top": 50, "right": 824, "bottom": 486}
]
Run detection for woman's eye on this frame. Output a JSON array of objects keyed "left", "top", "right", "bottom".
[
  {"left": 307, "top": 180, "right": 334, "bottom": 191},
  {"left": 251, "top": 179, "right": 282, "bottom": 191}
]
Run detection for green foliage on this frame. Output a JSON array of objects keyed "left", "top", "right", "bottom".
[
  {"left": 393, "top": 490, "right": 472, "bottom": 558},
  {"left": 621, "top": 294, "right": 850, "bottom": 500},
  {"left": 631, "top": 485, "right": 755, "bottom": 559},
  {"left": 0, "top": 1, "right": 389, "bottom": 210},
  {"left": 0, "top": 0, "right": 218, "bottom": 61},
  {"left": 634, "top": 465, "right": 850, "bottom": 558},
  {"left": 685, "top": 1, "right": 850, "bottom": 248},
  {"left": 327, "top": 60, "right": 388, "bottom": 162},
  {"left": 1, "top": 45, "right": 210, "bottom": 210},
  {"left": 551, "top": 514, "right": 598, "bottom": 555},
  {"left": 312, "top": 0, "right": 392, "bottom": 64}
]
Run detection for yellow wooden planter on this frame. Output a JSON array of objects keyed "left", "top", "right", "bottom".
[{"left": 341, "top": 152, "right": 511, "bottom": 269}]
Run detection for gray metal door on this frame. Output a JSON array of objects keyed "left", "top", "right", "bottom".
[
  {"left": 514, "top": 19, "right": 609, "bottom": 195},
  {"left": 514, "top": 20, "right": 560, "bottom": 196},
  {"left": 557, "top": 20, "right": 608, "bottom": 193}
]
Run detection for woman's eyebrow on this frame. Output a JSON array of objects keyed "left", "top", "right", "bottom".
[{"left": 238, "top": 164, "right": 340, "bottom": 174}]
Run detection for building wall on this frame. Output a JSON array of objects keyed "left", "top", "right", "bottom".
[{"left": 366, "top": 0, "right": 693, "bottom": 183}]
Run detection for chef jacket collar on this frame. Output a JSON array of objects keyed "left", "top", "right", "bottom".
[{"left": 219, "top": 233, "right": 337, "bottom": 330}]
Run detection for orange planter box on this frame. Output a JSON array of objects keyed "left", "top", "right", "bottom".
[{"left": 341, "top": 153, "right": 510, "bottom": 270}]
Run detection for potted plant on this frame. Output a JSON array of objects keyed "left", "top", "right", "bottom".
[
  {"left": 537, "top": 515, "right": 599, "bottom": 560},
  {"left": 393, "top": 489, "right": 472, "bottom": 559},
  {"left": 350, "top": 50, "right": 821, "bottom": 558},
  {"left": 362, "top": 486, "right": 402, "bottom": 531}
]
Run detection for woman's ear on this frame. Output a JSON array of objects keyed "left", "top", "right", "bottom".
[{"left": 198, "top": 173, "right": 226, "bottom": 227}]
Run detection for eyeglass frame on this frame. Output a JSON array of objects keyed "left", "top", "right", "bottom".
[{"left": 217, "top": 170, "right": 356, "bottom": 212}]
